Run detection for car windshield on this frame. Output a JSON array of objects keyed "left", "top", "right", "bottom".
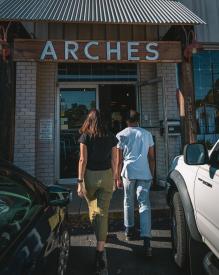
[{"left": 0, "top": 172, "right": 42, "bottom": 255}]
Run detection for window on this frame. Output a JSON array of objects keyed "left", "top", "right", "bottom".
[
  {"left": 58, "top": 63, "right": 137, "bottom": 82},
  {"left": 0, "top": 169, "right": 43, "bottom": 255},
  {"left": 193, "top": 51, "right": 219, "bottom": 146},
  {"left": 60, "top": 88, "right": 97, "bottom": 179}
]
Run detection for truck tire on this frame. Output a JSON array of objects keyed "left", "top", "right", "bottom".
[{"left": 171, "top": 192, "right": 187, "bottom": 269}]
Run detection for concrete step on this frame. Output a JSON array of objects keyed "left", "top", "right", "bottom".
[{"left": 68, "top": 187, "right": 168, "bottom": 215}]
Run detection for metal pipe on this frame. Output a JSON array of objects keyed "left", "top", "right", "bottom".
[
  {"left": 137, "top": 77, "right": 162, "bottom": 87},
  {"left": 161, "top": 76, "right": 170, "bottom": 175}
]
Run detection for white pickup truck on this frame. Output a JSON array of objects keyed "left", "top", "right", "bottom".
[{"left": 166, "top": 139, "right": 219, "bottom": 275}]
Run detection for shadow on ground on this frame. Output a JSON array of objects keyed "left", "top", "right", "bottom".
[
  {"left": 67, "top": 242, "right": 187, "bottom": 275},
  {"left": 66, "top": 216, "right": 188, "bottom": 275},
  {"left": 67, "top": 209, "right": 208, "bottom": 275}
]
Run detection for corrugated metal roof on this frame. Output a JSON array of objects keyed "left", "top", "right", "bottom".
[{"left": 0, "top": 0, "right": 206, "bottom": 25}]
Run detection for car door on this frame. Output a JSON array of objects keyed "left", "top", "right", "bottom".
[
  {"left": 194, "top": 143, "right": 219, "bottom": 258},
  {"left": 0, "top": 166, "right": 45, "bottom": 274},
  {"left": 0, "top": 166, "right": 61, "bottom": 275}
]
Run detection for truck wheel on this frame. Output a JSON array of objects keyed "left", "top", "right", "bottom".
[{"left": 171, "top": 192, "right": 187, "bottom": 269}]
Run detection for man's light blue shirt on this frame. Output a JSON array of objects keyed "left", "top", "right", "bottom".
[{"left": 116, "top": 127, "right": 154, "bottom": 180}]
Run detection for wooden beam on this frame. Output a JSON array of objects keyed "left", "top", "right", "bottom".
[{"left": 14, "top": 39, "right": 182, "bottom": 63}]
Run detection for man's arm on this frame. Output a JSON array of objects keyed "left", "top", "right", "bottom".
[
  {"left": 116, "top": 148, "right": 123, "bottom": 178},
  {"left": 115, "top": 148, "right": 123, "bottom": 188},
  {"left": 148, "top": 146, "right": 155, "bottom": 178}
]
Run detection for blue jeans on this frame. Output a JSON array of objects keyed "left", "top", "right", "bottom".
[{"left": 123, "top": 178, "right": 151, "bottom": 238}]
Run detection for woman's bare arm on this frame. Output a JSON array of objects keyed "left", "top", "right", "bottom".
[
  {"left": 78, "top": 143, "right": 87, "bottom": 180},
  {"left": 78, "top": 143, "right": 87, "bottom": 197}
]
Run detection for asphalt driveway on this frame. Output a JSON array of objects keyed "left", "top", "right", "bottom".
[
  {"left": 67, "top": 217, "right": 188, "bottom": 275},
  {"left": 66, "top": 189, "right": 208, "bottom": 275}
]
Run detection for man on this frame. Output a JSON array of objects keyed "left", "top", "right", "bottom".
[{"left": 116, "top": 110, "right": 155, "bottom": 256}]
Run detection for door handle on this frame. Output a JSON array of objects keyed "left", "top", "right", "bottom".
[{"left": 198, "top": 178, "right": 212, "bottom": 188}]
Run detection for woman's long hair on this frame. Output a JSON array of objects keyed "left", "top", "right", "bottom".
[{"left": 79, "top": 109, "right": 106, "bottom": 137}]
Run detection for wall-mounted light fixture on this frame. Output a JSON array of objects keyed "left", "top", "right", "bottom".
[
  {"left": 0, "top": 23, "right": 11, "bottom": 62},
  {"left": 182, "top": 27, "right": 203, "bottom": 62}
]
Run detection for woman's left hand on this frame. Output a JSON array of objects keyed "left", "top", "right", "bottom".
[{"left": 77, "top": 183, "right": 84, "bottom": 198}]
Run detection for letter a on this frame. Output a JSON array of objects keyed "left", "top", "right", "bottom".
[{"left": 40, "top": 41, "right": 57, "bottom": 60}]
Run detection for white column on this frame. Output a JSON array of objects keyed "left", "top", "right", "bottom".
[{"left": 14, "top": 61, "right": 37, "bottom": 176}]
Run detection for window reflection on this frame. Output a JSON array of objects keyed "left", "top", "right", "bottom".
[
  {"left": 60, "top": 89, "right": 96, "bottom": 179},
  {"left": 0, "top": 173, "right": 41, "bottom": 254},
  {"left": 193, "top": 51, "right": 219, "bottom": 146}
]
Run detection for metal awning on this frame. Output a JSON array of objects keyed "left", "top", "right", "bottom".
[{"left": 0, "top": 0, "right": 205, "bottom": 25}]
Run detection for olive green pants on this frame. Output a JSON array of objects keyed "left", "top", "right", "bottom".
[{"left": 84, "top": 168, "right": 113, "bottom": 242}]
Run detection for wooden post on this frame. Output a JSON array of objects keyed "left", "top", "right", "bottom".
[
  {"left": 176, "top": 87, "right": 186, "bottom": 146},
  {"left": 180, "top": 61, "right": 197, "bottom": 144}
]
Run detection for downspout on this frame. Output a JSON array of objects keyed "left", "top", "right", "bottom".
[{"left": 161, "top": 76, "right": 170, "bottom": 175}]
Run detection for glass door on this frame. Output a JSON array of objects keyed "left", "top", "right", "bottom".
[
  {"left": 99, "top": 84, "right": 137, "bottom": 134},
  {"left": 59, "top": 87, "right": 97, "bottom": 183}
]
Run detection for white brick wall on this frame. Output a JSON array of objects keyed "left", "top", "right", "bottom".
[
  {"left": 36, "top": 63, "right": 57, "bottom": 185},
  {"left": 157, "top": 63, "right": 182, "bottom": 168},
  {"left": 139, "top": 63, "right": 167, "bottom": 181},
  {"left": 139, "top": 63, "right": 182, "bottom": 183},
  {"left": 14, "top": 62, "right": 57, "bottom": 185},
  {"left": 14, "top": 62, "right": 37, "bottom": 176},
  {"left": 14, "top": 61, "right": 181, "bottom": 185},
  {"left": 139, "top": 64, "right": 159, "bottom": 128}
]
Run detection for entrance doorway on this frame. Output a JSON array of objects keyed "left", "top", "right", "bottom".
[
  {"left": 58, "top": 83, "right": 137, "bottom": 183},
  {"left": 99, "top": 84, "right": 137, "bottom": 134},
  {"left": 59, "top": 86, "right": 98, "bottom": 182}
]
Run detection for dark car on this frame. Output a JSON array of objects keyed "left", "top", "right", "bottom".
[{"left": 0, "top": 160, "right": 70, "bottom": 275}]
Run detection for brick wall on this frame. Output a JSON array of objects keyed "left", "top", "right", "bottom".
[
  {"left": 139, "top": 64, "right": 159, "bottom": 127},
  {"left": 139, "top": 63, "right": 181, "bottom": 183},
  {"left": 139, "top": 63, "right": 167, "bottom": 182},
  {"left": 14, "top": 62, "right": 57, "bottom": 184},
  {"left": 14, "top": 62, "right": 37, "bottom": 176},
  {"left": 36, "top": 63, "right": 57, "bottom": 185},
  {"left": 157, "top": 63, "right": 182, "bottom": 168},
  {"left": 14, "top": 61, "right": 180, "bottom": 185}
]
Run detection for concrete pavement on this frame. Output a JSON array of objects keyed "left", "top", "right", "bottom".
[
  {"left": 66, "top": 186, "right": 208, "bottom": 275},
  {"left": 67, "top": 217, "right": 187, "bottom": 275},
  {"left": 68, "top": 186, "right": 169, "bottom": 215}
]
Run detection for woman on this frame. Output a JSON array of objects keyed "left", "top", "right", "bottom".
[{"left": 77, "top": 109, "right": 118, "bottom": 273}]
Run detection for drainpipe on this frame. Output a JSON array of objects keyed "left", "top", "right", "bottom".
[{"left": 161, "top": 76, "right": 170, "bottom": 175}]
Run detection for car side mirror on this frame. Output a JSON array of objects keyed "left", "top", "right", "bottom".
[
  {"left": 47, "top": 185, "right": 70, "bottom": 207},
  {"left": 183, "top": 143, "right": 209, "bottom": 165}
]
